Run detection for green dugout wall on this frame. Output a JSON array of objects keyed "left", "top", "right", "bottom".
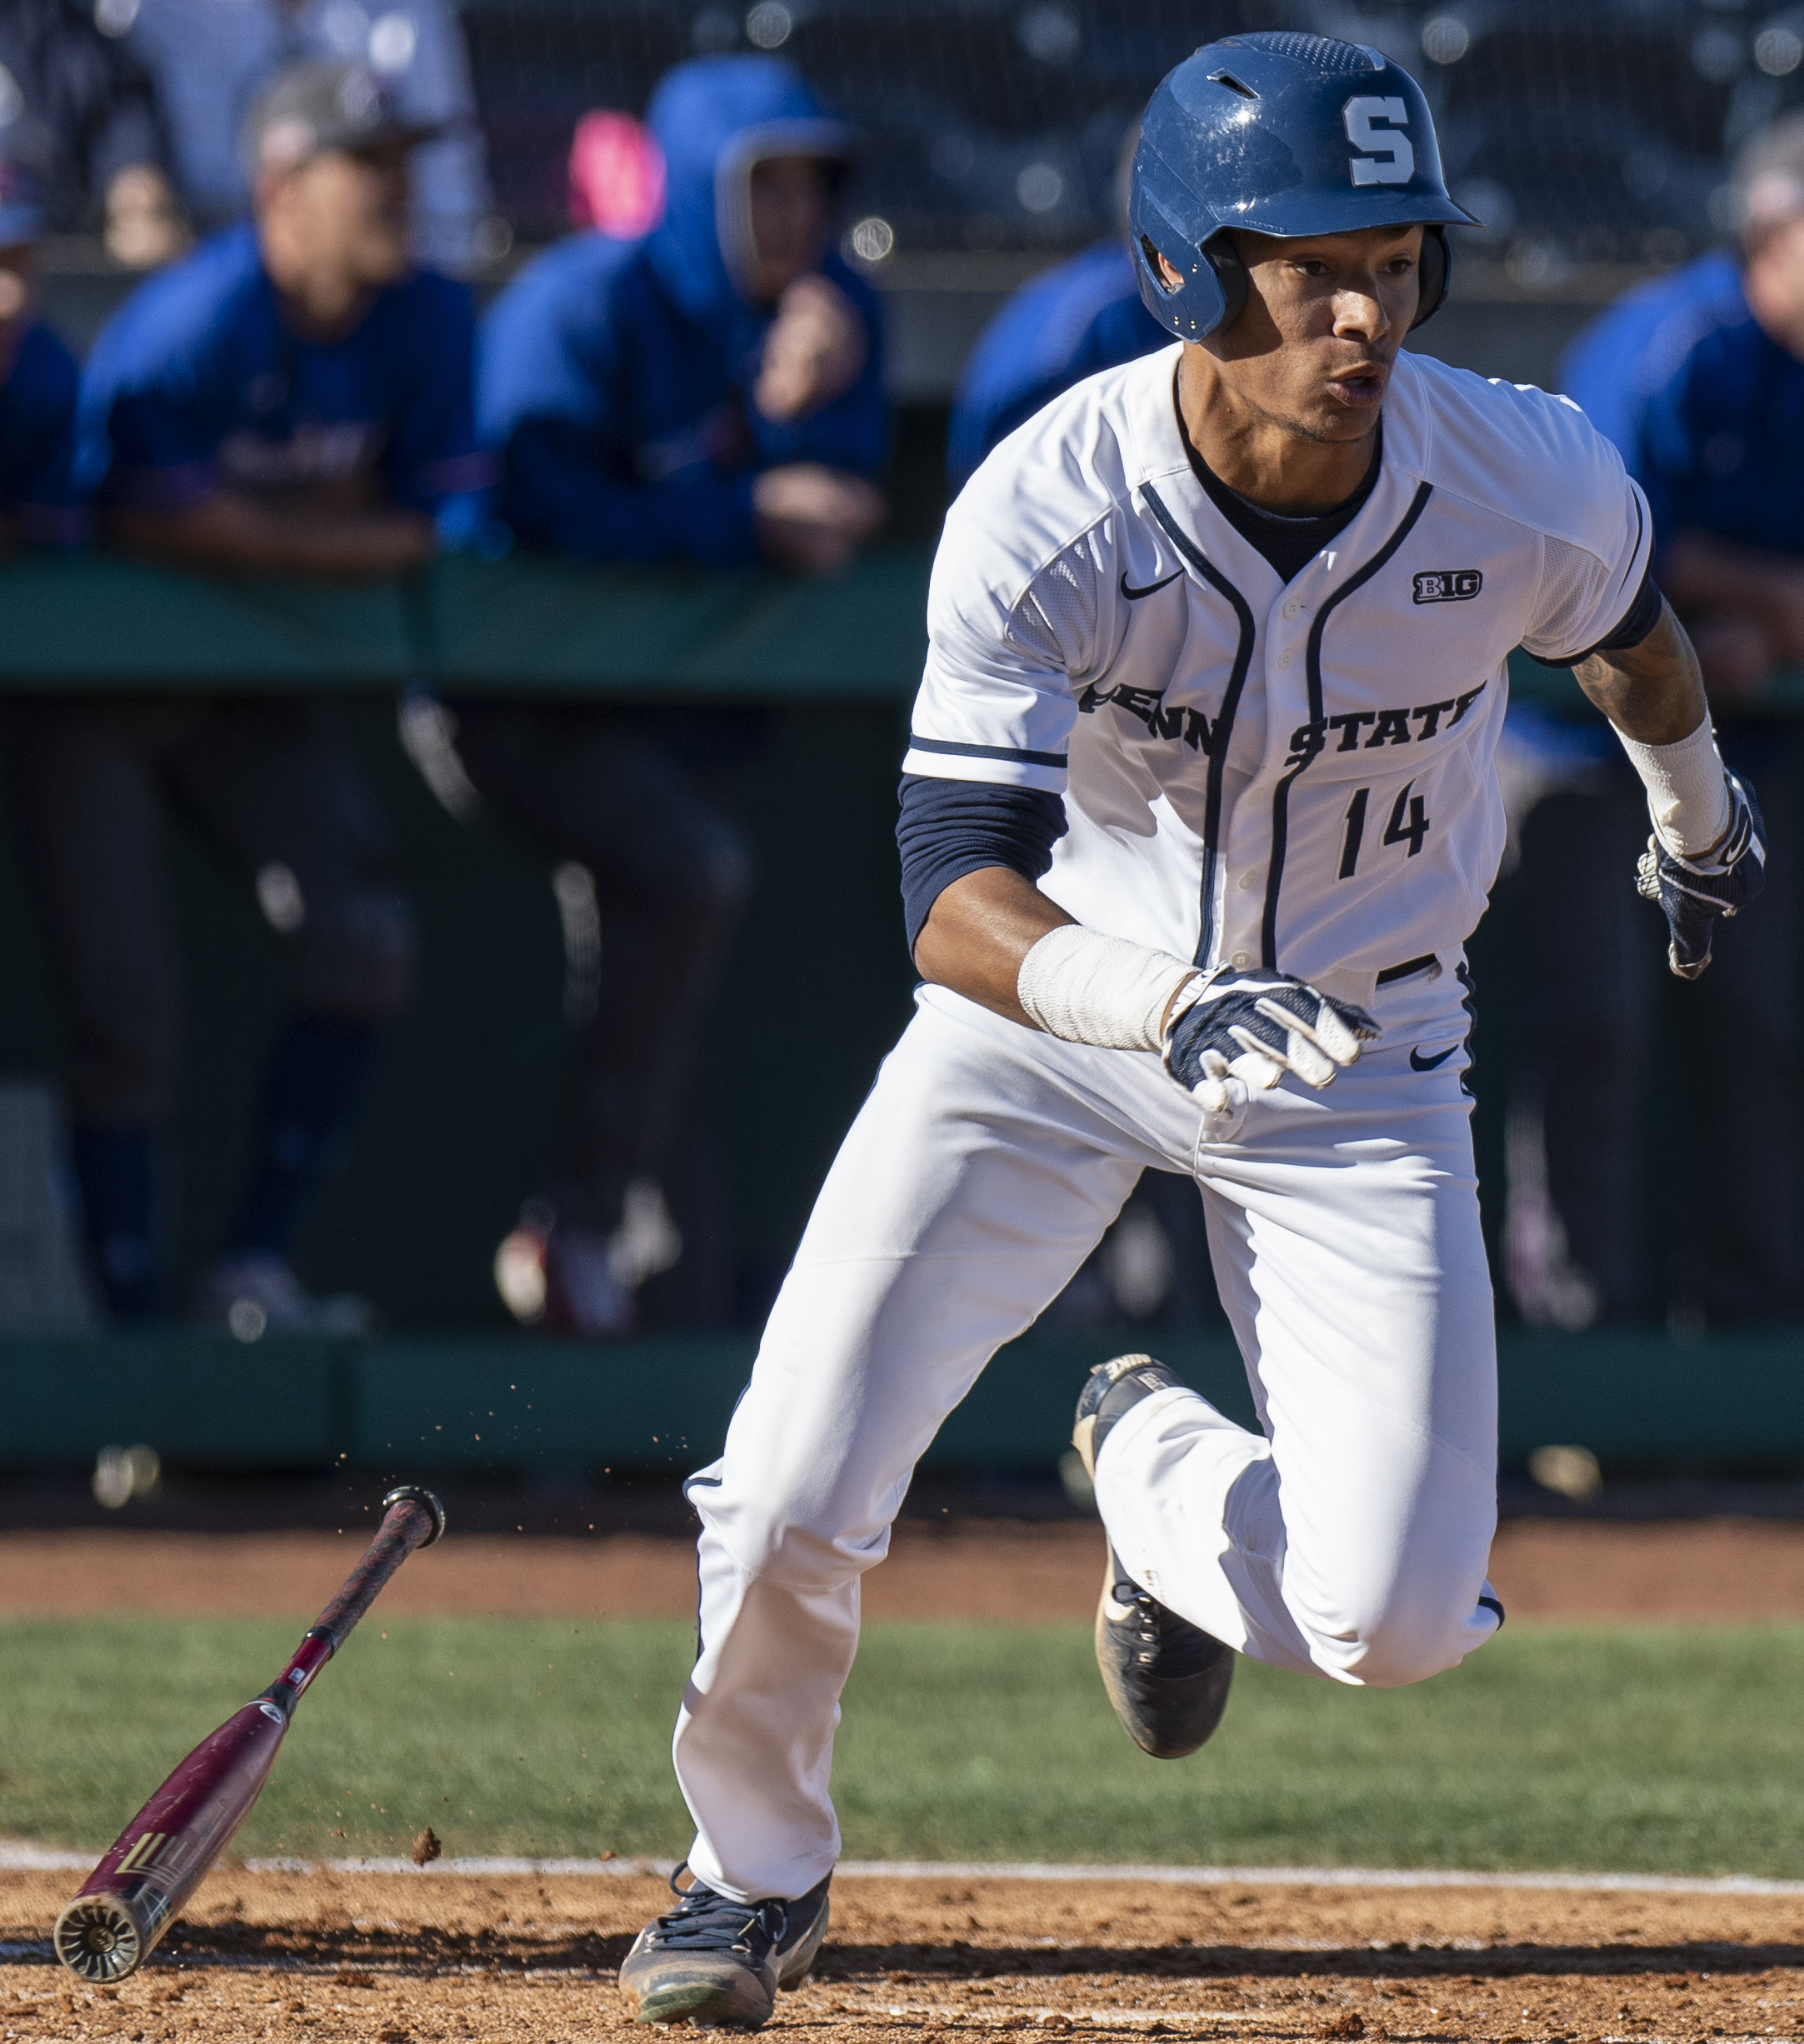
[
  {"left": 0, "top": 549, "right": 935, "bottom": 1332},
  {"left": 0, "top": 547, "right": 1798, "bottom": 1477}
]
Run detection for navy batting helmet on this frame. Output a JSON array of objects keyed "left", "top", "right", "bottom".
[{"left": 1129, "top": 31, "right": 1477, "bottom": 343}]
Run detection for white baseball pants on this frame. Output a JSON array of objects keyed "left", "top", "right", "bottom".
[{"left": 673, "top": 977, "right": 1503, "bottom": 1903}]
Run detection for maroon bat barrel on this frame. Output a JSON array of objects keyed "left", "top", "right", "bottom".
[{"left": 52, "top": 1484, "right": 445, "bottom": 1983}]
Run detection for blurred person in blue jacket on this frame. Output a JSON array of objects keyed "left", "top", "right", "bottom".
[
  {"left": 437, "top": 54, "right": 887, "bottom": 1337},
  {"left": 945, "top": 125, "right": 1163, "bottom": 490},
  {"left": 1504, "top": 113, "right": 1804, "bottom": 1329},
  {"left": 1, "top": 58, "right": 489, "bottom": 1333},
  {"left": 482, "top": 55, "right": 884, "bottom": 572},
  {"left": 952, "top": 142, "right": 1160, "bottom": 492},
  {"left": 0, "top": 156, "right": 84, "bottom": 547},
  {"left": 946, "top": 242, "right": 1165, "bottom": 487}
]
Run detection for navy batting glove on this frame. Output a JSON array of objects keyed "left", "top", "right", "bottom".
[
  {"left": 1163, "top": 966, "right": 1380, "bottom": 1100},
  {"left": 1636, "top": 769, "right": 1767, "bottom": 981}
]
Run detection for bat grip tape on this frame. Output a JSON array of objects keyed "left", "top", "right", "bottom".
[{"left": 308, "top": 1486, "right": 446, "bottom": 1654}]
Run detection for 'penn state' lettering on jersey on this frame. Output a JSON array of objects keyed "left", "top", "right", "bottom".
[
  {"left": 1082, "top": 677, "right": 1490, "bottom": 764},
  {"left": 1078, "top": 680, "right": 1218, "bottom": 752},
  {"left": 1286, "top": 682, "right": 1488, "bottom": 765},
  {"left": 904, "top": 343, "right": 1651, "bottom": 1007}
]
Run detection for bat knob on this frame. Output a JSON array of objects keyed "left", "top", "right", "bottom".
[
  {"left": 381, "top": 1484, "right": 447, "bottom": 1547},
  {"left": 54, "top": 1896, "right": 145, "bottom": 1982}
]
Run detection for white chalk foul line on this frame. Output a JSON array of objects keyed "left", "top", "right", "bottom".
[
  {"left": 0, "top": 1844, "right": 92, "bottom": 1872},
  {"left": 242, "top": 1855, "right": 679, "bottom": 1877},
  {"left": 6, "top": 1844, "right": 1803, "bottom": 1897},
  {"left": 841, "top": 1862, "right": 1804, "bottom": 1897}
]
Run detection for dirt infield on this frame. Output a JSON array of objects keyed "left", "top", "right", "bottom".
[
  {"left": 2, "top": 1868, "right": 1802, "bottom": 2042},
  {"left": 4, "top": 1518, "right": 1804, "bottom": 1622}
]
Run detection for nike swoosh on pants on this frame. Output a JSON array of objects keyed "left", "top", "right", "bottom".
[{"left": 1409, "top": 1044, "right": 1458, "bottom": 1072}]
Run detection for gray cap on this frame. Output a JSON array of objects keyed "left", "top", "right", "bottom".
[{"left": 242, "top": 59, "right": 443, "bottom": 177}]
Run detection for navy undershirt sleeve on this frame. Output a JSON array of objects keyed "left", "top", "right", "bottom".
[
  {"left": 897, "top": 773, "right": 1068, "bottom": 957},
  {"left": 1586, "top": 560, "right": 1665, "bottom": 654},
  {"left": 1542, "top": 559, "right": 1665, "bottom": 667}
]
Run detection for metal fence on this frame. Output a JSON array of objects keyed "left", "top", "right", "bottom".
[{"left": 455, "top": 0, "right": 1804, "bottom": 273}]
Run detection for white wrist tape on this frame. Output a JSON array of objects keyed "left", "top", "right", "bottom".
[
  {"left": 1616, "top": 716, "right": 1732, "bottom": 858},
  {"left": 1017, "top": 923, "right": 1199, "bottom": 1053}
]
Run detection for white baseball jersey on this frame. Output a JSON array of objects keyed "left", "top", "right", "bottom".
[
  {"left": 664, "top": 345, "right": 1604, "bottom": 1907},
  {"left": 903, "top": 342, "right": 1652, "bottom": 1007}
]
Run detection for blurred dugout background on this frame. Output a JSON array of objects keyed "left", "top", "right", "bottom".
[
  {"left": 42, "top": 0, "right": 1804, "bottom": 385},
  {"left": 465, "top": 0, "right": 1777, "bottom": 273},
  {"left": 441, "top": 0, "right": 1796, "bottom": 1339},
  {"left": 84, "top": 0, "right": 1791, "bottom": 522},
  {"left": 12, "top": 0, "right": 1799, "bottom": 1349},
  {"left": 464, "top": 0, "right": 1794, "bottom": 392}
]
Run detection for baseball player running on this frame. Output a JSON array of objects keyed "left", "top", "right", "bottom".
[{"left": 619, "top": 32, "right": 1767, "bottom": 2029}]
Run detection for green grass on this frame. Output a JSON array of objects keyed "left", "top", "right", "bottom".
[{"left": 3, "top": 1617, "right": 1803, "bottom": 1878}]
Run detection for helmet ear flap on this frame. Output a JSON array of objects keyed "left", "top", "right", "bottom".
[
  {"left": 1412, "top": 223, "right": 1452, "bottom": 329},
  {"left": 1130, "top": 156, "right": 1235, "bottom": 339}
]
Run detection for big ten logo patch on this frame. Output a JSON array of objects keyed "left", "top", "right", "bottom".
[{"left": 1412, "top": 569, "right": 1482, "bottom": 604}]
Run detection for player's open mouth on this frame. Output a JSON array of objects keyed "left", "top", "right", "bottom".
[{"left": 1328, "top": 367, "right": 1387, "bottom": 407}]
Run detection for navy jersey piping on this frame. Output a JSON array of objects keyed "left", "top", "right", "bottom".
[
  {"left": 1622, "top": 487, "right": 1646, "bottom": 610},
  {"left": 1261, "top": 480, "right": 1436, "bottom": 967},
  {"left": 1546, "top": 493, "right": 1654, "bottom": 666},
  {"left": 1139, "top": 481, "right": 1257, "bottom": 967},
  {"left": 907, "top": 734, "right": 1069, "bottom": 768}
]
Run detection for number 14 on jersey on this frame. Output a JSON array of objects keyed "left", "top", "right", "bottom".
[{"left": 1339, "top": 782, "right": 1432, "bottom": 877}]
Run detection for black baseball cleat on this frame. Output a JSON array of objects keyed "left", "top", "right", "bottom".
[
  {"left": 1092, "top": 1543, "right": 1236, "bottom": 1760},
  {"left": 1072, "top": 1352, "right": 1188, "bottom": 1479},
  {"left": 1073, "top": 1353, "right": 1236, "bottom": 1761},
  {"left": 618, "top": 1863, "right": 831, "bottom": 2028}
]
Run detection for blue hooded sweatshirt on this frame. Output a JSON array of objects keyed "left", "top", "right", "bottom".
[
  {"left": 481, "top": 56, "right": 886, "bottom": 567},
  {"left": 945, "top": 242, "right": 1167, "bottom": 489},
  {"left": 1562, "top": 249, "right": 1804, "bottom": 560}
]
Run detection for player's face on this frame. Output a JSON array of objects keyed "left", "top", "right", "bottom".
[
  {"left": 280, "top": 143, "right": 413, "bottom": 292},
  {"left": 0, "top": 244, "right": 33, "bottom": 336},
  {"left": 1206, "top": 224, "right": 1423, "bottom": 444},
  {"left": 746, "top": 156, "right": 835, "bottom": 304},
  {"left": 1743, "top": 215, "right": 1804, "bottom": 362},
  {"left": 0, "top": 241, "right": 31, "bottom": 383}
]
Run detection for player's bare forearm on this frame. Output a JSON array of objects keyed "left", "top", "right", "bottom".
[
  {"left": 913, "top": 866, "right": 1075, "bottom": 1027},
  {"left": 1571, "top": 597, "right": 1709, "bottom": 745},
  {"left": 103, "top": 493, "right": 434, "bottom": 581}
]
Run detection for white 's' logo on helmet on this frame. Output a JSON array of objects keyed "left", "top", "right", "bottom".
[{"left": 1342, "top": 97, "right": 1415, "bottom": 187}]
